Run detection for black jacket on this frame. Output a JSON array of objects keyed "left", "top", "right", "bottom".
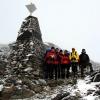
[{"left": 79, "top": 53, "right": 90, "bottom": 64}]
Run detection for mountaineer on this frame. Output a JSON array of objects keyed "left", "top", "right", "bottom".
[
  {"left": 79, "top": 49, "right": 93, "bottom": 77},
  {"left": 44, "top": 47, "right": 56, "bottom": 79},
  {"left": 60, "top": 50, "right": 71, "bottom": 78},
  {"left": 69, "top": 48, "right": 79, "bottom": 77}
]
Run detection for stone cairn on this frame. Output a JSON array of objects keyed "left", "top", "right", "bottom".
[
  {"left": 7, "top": 16, "right": 46, "bottom": 81},
  {"left": 0, "top": 15, "right": 48, "bottom": 99},
  {"left": 0, "top": 15, "right": 46, "bottom": 99}
]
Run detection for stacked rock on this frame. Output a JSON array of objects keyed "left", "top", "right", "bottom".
[{"left": 7, "top": 16, "right": 46, "bottom": 80}]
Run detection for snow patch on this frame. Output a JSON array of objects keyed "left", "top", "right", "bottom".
[
  {"left": 24, "top": 67, "right": 33, "bottom": 72},
  {"left": 0, "top": 85, "right": 3, "bottom": 91},
  {"left": 26, "top": 54, "right": 33, "bottom": 57},
  {"left": 83, "top": 95, "right": 98, "bottom": 100},
  {"left": 77, "top": 79, "right": 95, "bottom": 94}
]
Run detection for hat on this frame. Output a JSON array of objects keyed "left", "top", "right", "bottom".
[
  {"left": 82, "top": 49, "right": 86, "bottom": 53},
  {"left": 51, "top": 47, "right": 55, "bottom": 49},
  {"left": 72, "top": 48, "right": 75, "bottom": 50}
]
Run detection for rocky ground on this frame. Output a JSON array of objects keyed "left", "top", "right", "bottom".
[
  {"left": 0, "top": 64, "right": 100, "bottom": 100},
  {"left": 0, "top": 44, "right": 100, "bottom": 100}
]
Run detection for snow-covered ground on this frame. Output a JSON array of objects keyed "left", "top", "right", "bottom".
[
  {"left": 15, "top": 76, "right": 100, "bottom": 100},
  {"left": 77, "top": 77, "right": 100, "bottom": 100}
]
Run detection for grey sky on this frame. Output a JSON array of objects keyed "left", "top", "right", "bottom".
[{"left": 0, "top": 0, "right": 100, "bottom": 62}]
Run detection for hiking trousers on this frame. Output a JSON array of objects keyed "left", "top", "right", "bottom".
[
  {"left": 44, "top": 63, "right": 54, "bottom": 79},
  {"left": 66, "top": 64, "right": 71, "bottom": 78},
  {"left": 61, "top": 64, "right": 66, "bottom": 79},
  {"left": 53, "top": 64, "right": 58, "bottom": 80},
  {"left": 58, "top": 64, "right": 61, "bottom": 79},
  {"left": 71, "top": 62, "right": 78, "bottom": 77},
  {"left": 79, "top": 62, "right": 93, "bottom": 77}
]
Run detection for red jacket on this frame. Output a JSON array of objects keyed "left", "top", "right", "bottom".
[
  {"left": 54, "top": 52, "right": 59, "bottom": 64},
  {"left": 45, "top": 50, "right": 56, "bottom": 64},
  {"left": 60, "top": 54, "right": 70, "bottom": 64}
]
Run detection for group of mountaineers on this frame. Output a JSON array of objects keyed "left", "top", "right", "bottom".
[{"left": 44, "top": 47, "right": 93, "bottom": 80}]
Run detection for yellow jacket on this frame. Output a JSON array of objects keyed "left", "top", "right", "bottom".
[{"left": 69, "top": 51, "right": 79, "bottom": 62}]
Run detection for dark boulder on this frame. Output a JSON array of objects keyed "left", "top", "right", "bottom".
[{"left": 93, "top": 73, "right": 100, "bottom": 82}]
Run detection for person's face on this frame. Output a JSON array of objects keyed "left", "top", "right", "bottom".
[
  {"left": 51, "top": 48, "right": 55, "bottom": 52},
  {"left": 60, "top": 51, "right": 63, "bottom": 54},
  {"left": 56, "top": 48, "right": 59, "bottom": 52},
  {"left": 72, "top": 49, "right": 75, "bottom": 52}
]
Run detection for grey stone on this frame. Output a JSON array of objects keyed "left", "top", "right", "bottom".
[
  {"left": 11, "top": 88, "right": 34, "bottom": 99},
  {"left": 33, "top": 85, "right": 43, "bottom": 93},
  {"left": 38, "top": 79, "right": 47, "bottom": 85},
  {"left": 87, "top": 89, "right": 95, "bottom": 95},
  {"left": 0, "top": 84, "right": 16, "bottom": 100},
  {"left": 52, "top": 92, "right": 70, "bottom": 100},
  {"left": 93, "top": 73, "right": 100, "bottom": 82},
  {"left": 95, "top": 90, "right": 100, "bottom": 95}
]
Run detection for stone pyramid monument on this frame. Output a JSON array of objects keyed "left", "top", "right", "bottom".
[
  {"left": 7, "top": 2, "right": 46, "bottom": 80},
  {"left": 0, "top": 3, "right": 47, "bottom": 99}
]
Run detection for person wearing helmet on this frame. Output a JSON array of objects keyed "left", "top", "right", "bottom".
[
  {"left": 69, "top": 48, "right": 79, "bottom": 77},
  {"left": 79, "top": 49, "right": 93, "bottom": 77}
]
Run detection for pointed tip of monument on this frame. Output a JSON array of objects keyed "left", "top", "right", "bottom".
[
  {"left": 25, "top": 15, "right": 37, "bottom": 20},
  {"left": 26, "top": 3, "right": 37, "bottom": 15}
]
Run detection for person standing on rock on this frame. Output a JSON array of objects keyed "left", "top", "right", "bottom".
[
  {"left": 44, "top": 47, "right": 56, "bottom": 79},
  {"left": 69, "top": 48, "right": 79, "bottom": 77},
  {"left": 60, "top": 50, "right": 71, "bottom": 79},
  {"left": 53, "top": 48, "right": 60, "bottom": 80},
  {"left": 44, "top": 48, "right": 51, "bottom": 79},
  {"left": 79, "top": 49, "right": 93, "bottom": 77},
  {"left": 58, "top": 50, "right": 63, "bottom": 78},
  {"left": 64, "top": 50, "right": 71, "bottom": 78}
]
